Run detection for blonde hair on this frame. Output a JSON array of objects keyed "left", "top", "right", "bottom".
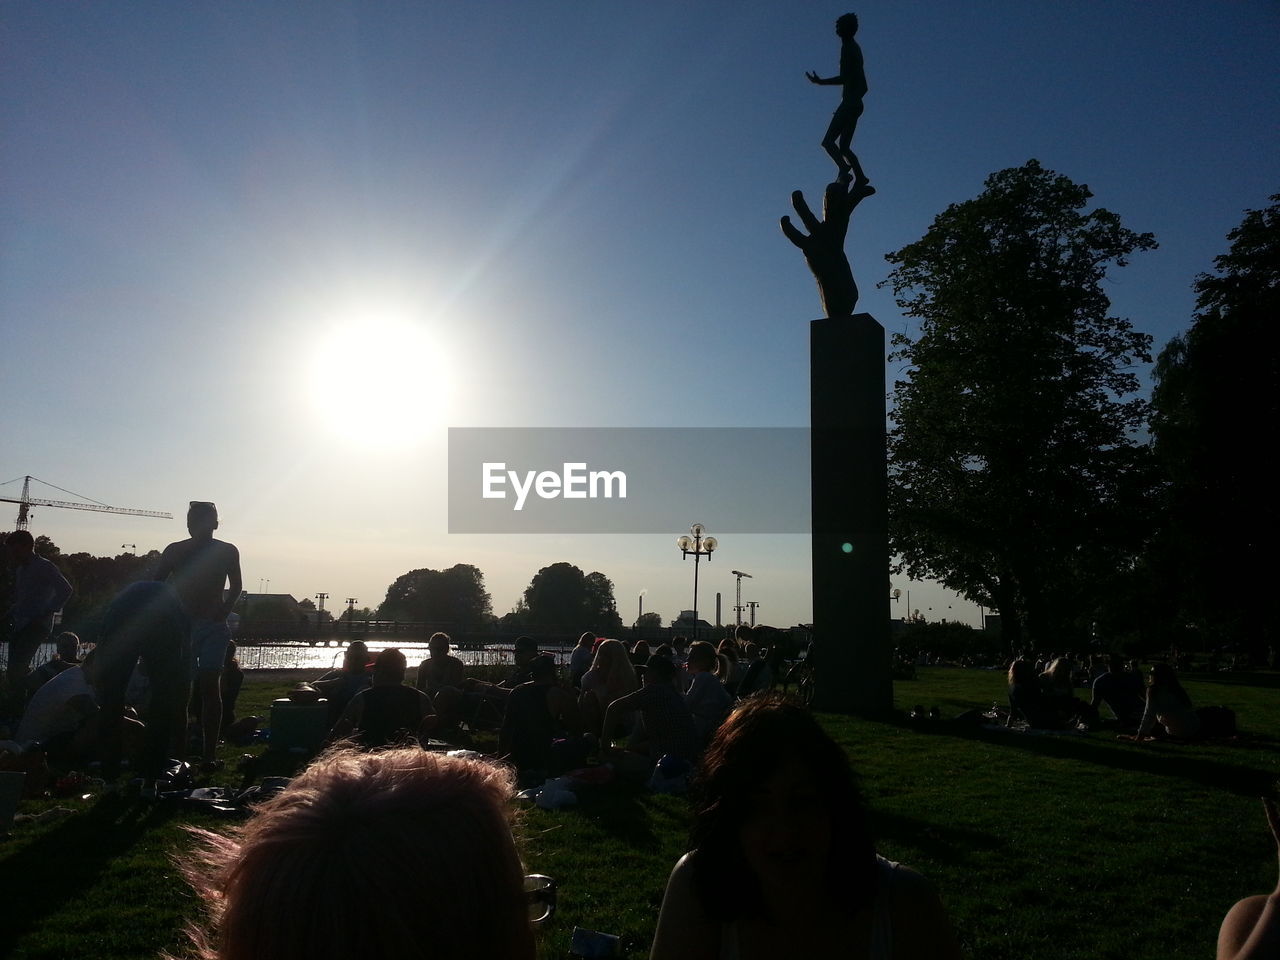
[
  {"left": 589, "top": 638, "right": 639, "bottom": 701},
  {"left": 178, "top": 747, "right": 533, "bottom": 960}
]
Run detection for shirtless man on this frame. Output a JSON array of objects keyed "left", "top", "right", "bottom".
[
  {"left": 154, "top": 501, "right": 242, "bottom": 767},
  {"left": 807, "top": 12, "right": 872, "bottom": 190}
]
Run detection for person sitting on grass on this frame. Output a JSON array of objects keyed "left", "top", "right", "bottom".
[
  {"left": 717, "top": 640, "right": 746, "bottom": 696},
  {"left": 602, "top": 654, "right": 700, "bottom": 770},
  {"left": 178, "top": 747, "right": 537, "bottom": 960},
  {"left": 498, "top": 653, "right": 587, "bottom": 786},
  {"left": 463, "top": 635, "right": 540, "bottom": 698},
  {"left": 568, "top": 631, "right": 596, "bottom": 688},
  {"left": 314, "top": 641, "right": 373, "bottom": 725},
  {"left": 23, "top": 631, "right": 81, "bottom": 698},
  {"left": 650, "top": 695, "right": 960, "bottom": 960},
  {"left": 416, "top": 631, "right": 466, "bottom": 696},
  {"left": 329, "top": 648, "right": 436, "bottom": 750},
  {"left": 1039, "top": 657, "right": 1098, "bottom": 729},
  {"left": 1090, "top": 654, "right": 1145, "bottom": 729},
  {"left": 1217, "top": 798, "right": 1280, "bottom": 960},
  {"left": 1121, "top": 662, "right": 1201, "bottom": 742},
  {"left": 579, "top": 638, "right": 639, "bottom": 740},
  {"left": 684, "top": 641, "right": 730, "bottom": 744},
  {"left": 1006, "top": 659, "right": 1062, "bottom": 729},
  {"left": 3, "top": 648, "right": 143, "bottom": 766}
]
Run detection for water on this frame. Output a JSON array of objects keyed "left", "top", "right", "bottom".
[{"left": 8, "top": 639, "right": 573, "bottom": 674}]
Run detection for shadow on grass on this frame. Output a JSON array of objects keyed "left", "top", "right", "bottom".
[
  {"left": 869, "top": 808, "right": 1007, "bottom": 866},
  {"left": 0, "top": 797, "right": 181, "bottom": 956},
  {"left": 1184, "top": 671, "right": 1280, "bottom": 690},
  {"left": 558, "top": 784, "right": 665, "bottom": 851},
  {"left": 884, "top": 716, "right": 1277, "bottom": 798}
]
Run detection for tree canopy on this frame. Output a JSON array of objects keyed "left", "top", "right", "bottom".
[
  {"left": 520, "top": 562, "right": 623, "bottom": 633},
  {"left": 377, "top": 563, "right": 492, "bottom": 626},
  {"left": 1151, "top": 195, "right": 1280, "bottom": 652},
  {"left": 882, "top": 160, "right": 1157, "bottom": 648}
]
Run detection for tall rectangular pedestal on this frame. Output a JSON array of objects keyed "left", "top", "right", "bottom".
[{"left": 810, "top": 314, "right": 892, "bottom": 714}]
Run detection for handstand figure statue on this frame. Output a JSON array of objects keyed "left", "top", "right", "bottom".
[{"left": 807, "top": 12, "right": 872, "bottom": 192}]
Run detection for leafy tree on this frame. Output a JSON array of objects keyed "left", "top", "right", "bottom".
[
  {"left": 583, "top": 571, "right": 623, "bottom": 633},
  {"left": 1151, "top": 195, "right": 1280, "bottom": 655},
  {"left": 634, "top": 611, "right": 663, "bottom": 631},
  {"left": 377, "top": 563, "right": 493, "bottom": 626},
  {"left": 882, "top": 160, "right": 1157, "bottom": 649},
  {"left": 522, "top": 562, "right": 622, "bottom": 632}
]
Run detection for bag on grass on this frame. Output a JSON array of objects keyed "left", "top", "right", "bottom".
[{"left": 1197, "top": 705, "right": 1237, "bottom": 737}]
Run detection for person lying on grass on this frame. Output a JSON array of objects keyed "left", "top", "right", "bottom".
[
  {"left": 177, "top": 747, "right": 537, "bottom": 960},
  {"left": 650, "top": 694, "right": 960, "bottom": 960}
]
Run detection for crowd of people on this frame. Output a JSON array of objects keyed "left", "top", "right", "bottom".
[
  {"left": 1000, "top": 650, "right": 1238, "bottom": 741},
  {"left": 2, "top": 512, "right": 1273, "bottom": 958}
]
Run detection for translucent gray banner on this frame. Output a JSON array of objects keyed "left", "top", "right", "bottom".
[{"left": 448, "top": 428, "right": 812, "bottom": 533}]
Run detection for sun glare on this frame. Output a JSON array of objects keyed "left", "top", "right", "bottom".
[{"left": 307, "top": 316, "right": 450, "bottom": 448}]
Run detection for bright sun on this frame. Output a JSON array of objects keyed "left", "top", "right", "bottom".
[{"left": 307, "top": 316, "right": 449, "bottom": 448}]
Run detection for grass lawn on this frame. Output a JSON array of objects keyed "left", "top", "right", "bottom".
[{"left": 1, "top": 666, "right": 1277, "bottom": 959}]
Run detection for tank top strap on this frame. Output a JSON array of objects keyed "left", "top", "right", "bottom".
[{"left": 869, "top": 855, "right": 899, "bottom": 960}]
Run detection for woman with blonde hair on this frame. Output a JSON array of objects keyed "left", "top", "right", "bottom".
[
  {"left": 178, "top": 747, "right": 536, "bottom": 960},
  {"left": 579, "top": 638, "right": 639, "bottom": 739}
]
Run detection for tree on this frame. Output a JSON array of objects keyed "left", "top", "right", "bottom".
[
  {"left": 1151, "top": 195, "right": 1280, "bottom": 655},
  {"left": 521, "top": 562, "right": 622, "bottom": 633},
  {"left": 377, "top": 563, "right": 493, "bottom": 626},
  {"left": 882, "top": 160, "right": 1158, "bottom": 649},
  {"left": 634, "top": 611, "right": 663, "bottom": 631},
  {"left": 583, "top": 571, "right": 623, "bottom": 633}
]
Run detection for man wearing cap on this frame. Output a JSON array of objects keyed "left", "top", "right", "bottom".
[
  {"left": 154, "top": 501, "right": 242, "bottom": 769},
  {"left": 3, "top": 530, "right": 74, "bottom": 717}
]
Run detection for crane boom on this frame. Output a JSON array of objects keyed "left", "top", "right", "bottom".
[{"left": 1, "top": 476, "right": 172, "bottom": 530}]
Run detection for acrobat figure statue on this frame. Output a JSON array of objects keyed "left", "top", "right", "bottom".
[{"left": 807, "top": 13, "right": 873, "bottom": 193}]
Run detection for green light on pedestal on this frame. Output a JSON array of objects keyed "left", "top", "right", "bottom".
[{"left": 841, "top": 542, "right": 853, "bottom": 553}]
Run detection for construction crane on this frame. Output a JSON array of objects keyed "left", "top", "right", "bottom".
[{"left": 1, "top": 475, "right": 172, "bottom": 531}]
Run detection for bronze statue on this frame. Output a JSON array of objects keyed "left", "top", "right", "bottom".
[
  {"left": 807, "top": 12, "right": 872, "bottom": 192},
  {"left": 781, "top": 178, "right": 874, "bottom": 318}
]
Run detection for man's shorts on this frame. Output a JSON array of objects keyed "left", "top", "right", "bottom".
[{"left": 190, "top": 619, "right": 231, "bottom": 677}]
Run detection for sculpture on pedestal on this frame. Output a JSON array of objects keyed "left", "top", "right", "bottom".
[{"left": 780, "top": 13, "right": 891, "bottom": 715}]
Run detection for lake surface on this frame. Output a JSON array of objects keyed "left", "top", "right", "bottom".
[{"left": 11, "top": 639, "right": 574, "bottom": 674}]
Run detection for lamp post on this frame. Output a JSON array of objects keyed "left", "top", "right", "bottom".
[{"left": 677, "top": 523, "right": 717, "bottom": 641}]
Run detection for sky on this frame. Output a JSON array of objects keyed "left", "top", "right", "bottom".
[{"left": 2, "top": 1, "right": 1276, "bottom": 631}]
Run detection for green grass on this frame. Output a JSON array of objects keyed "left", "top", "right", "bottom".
[{"left": 1, "top": 667, "right": 1277, "bottom": 958}]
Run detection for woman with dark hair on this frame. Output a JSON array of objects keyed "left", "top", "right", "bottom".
[
  {"left": 650, "top": 695, "right": 959, "bottom": 960},
  {"left": 178, "top": 747, "right": 538, "bottom": 960},
  {"left": 1006, "top": 659, "right": 1062, "bottom": 729},
  {"left": 1125, "top": 662, "right": 1201, "bottom": 741}
]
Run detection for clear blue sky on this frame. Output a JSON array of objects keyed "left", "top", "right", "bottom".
[{"left": 2, "top": 1, "right": 1276, "bottom": 629}]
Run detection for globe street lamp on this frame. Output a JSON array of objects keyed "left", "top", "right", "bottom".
[{"left": 677, "top": 523, "right": 717, "bottom": 641}]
